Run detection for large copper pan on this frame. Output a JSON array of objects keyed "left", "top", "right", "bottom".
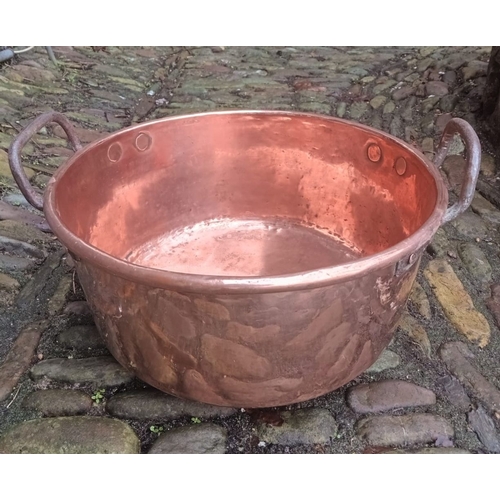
[{"left": 9, "top": 110, "right": 480, "bottom": 408}]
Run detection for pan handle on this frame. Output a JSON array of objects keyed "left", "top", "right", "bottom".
[
  {"left": 8, "top": 111, "right": 82, "bottom": 211},
  {"left": 433, "top": 117, "right": 481, "bottom": 225}
]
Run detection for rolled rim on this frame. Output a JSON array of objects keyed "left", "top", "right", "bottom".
[{"left": 44, "top": 110, "right": 448, "bottom": 294}]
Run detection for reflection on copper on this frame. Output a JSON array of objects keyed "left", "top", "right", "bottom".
[{"left": 126, "top": 218, "right": 363, "bottom": 277}]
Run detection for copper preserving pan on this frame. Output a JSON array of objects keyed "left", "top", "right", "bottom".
[{"left": 9, "top": 110, "right": 480, "bottom": 408}]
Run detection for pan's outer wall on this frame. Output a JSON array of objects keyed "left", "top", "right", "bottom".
[{"left": 75, "top": 252, "right": 421, "bottom": 408}]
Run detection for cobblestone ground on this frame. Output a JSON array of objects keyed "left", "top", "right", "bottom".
[{"left": 1, "top": 46, "right": 500, "bottom": 454}]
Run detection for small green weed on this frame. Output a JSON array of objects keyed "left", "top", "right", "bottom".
[
  {"left": 91, "top": 389, "right": 105, "bottom": 404},
  {"left": 150, "top": 425, "right": 164, "bottom": 434}
]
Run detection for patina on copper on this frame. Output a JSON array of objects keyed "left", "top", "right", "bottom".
[{"left": 9, "top": 111, "right": 480, "bottom": 408}]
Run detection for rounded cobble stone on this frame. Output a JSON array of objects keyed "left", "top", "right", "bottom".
[
  {"left": 0, "top": 417, "right": 140, "bottom": 454},
  {"left": 347, "top": 381, "right": 436, "bottom": 414},
  {"left": 148, "top": 424, "right": 227, "bottom": 454},
  {"left": 22, "top": 389, "right": 93, "bottom": 417},
  {"left": 256, "top": 408, "right": 337, "bottom": 446},
  {"left": 106, "top": 389, "right": 237, "bottom": 420},
  {"left": 30, "top": 356, "right": 134, "bottom": 387}
]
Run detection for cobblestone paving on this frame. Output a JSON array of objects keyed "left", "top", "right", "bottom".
[{"left": 1, "top": 46, "right": 500, "bottom": 453}]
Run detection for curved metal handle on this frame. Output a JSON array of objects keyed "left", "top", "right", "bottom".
[
  {"left": 433, "top": 117, "right": 481, "bottom": 225},
  {"left": 8, "top": 111, "right": 82, "bottom": 211}
]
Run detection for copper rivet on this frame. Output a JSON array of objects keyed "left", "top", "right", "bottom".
[
  {"left": 107, "top": 143, "right": 122, "bottom": 163},
  {"left": 135, "top": 132, "right": 152, "bottom": 152},
  {"left": 395, "top": 157, "right": 407, "bottom": 175},
  {"left": 367, "top": 143, "right": 382, "bottom": 162}
]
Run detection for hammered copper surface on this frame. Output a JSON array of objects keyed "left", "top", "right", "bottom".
[
  {"left": 74, "top": 255, "right": 421, "bottom": 407},
  {"left": 9, "top": 111, "right": 481, "bottom": 407}
]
